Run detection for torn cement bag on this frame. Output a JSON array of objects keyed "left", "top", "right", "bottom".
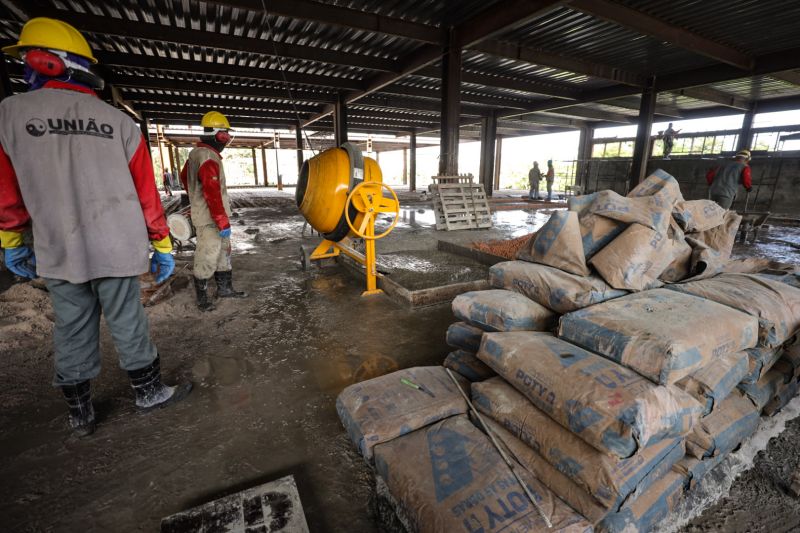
[
  {"left": 685, "top": 391, "right": 761, "bottom": 460},
  {"left": 472, "top": 377, "right": 686, "bottom": 510},
  {"left": 477, "top": 332, "right": 702, "bottom": 458},
  {"left": 658, "top": 219, "right": 694, "bottom": 283},
  {"left": 525, "top": 211, "right": 590, "bottom": 276},
  {"left": 692, "top": 210, "right": 742, "bottom": 262},
  {"left": 559, "top": 289, "right": 759, "bottom": 385},
  {"left": 627, "top": 169, "right": 685, "bottom": 208},
  {"left": 570, "top": 190, "right": 671, "bottom": 233},
  {"left": 446, "top": 321, "right": 484, "bottom": 352},
  {"left": 589, "top": 223, "right": 671, "bottom": 291},
  {"left": 763, "top": 376, "right": 800, "bottom": 416},
  {"left": 667, "top": 273, "right": 800, "bottom": 348},
  {"left": 672, "top": 199, "right": 727, "bottom": 233},
  {"left": 489, "top": 260, "right": 628, "bottom": 314},
  {"left": 336, "top": 366, "right": 468, "bottom": 461},
  {"left": 675, "top": 351, "right": 750, "bottom": 416},
  {"left": 596, "top": 470, "right": 687, "bottom": 533},
  {"left": 484, "top": 418, "right": 609, "bottom": 525},
  {"left": 452, "top": 289, "right": 557, "bottom": 332},
  {"left": 740, "top": 345, "right": 784, "bottom": 384},
  {"left": 683, "top": 236, "right": 727, "bottom": 282},
  {"left": 372, "top": 415, "right": 594, "bottom": 533},
  {"left": 738, "top": 366, "right": 792, "bottom": 410},
  {"left": 444, "top": 350, "right": 496, "bottom": 382}
]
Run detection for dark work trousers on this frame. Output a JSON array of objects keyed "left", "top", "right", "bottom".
[{"left": 45, "top": 276, "right": 157, "bottom": 386}]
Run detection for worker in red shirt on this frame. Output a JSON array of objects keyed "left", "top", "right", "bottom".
[
  {"left": 705, "top": 149, "right": 752, "bottom": 210},
  {"left": 179, "top": 111, "right": 247, "bottom": 311},
  {"left": 0, "top": 18, "right": 191, "bottom": 437}
]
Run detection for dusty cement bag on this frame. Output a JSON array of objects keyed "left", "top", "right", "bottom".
[
  {"left": 738, "top": 367, "right": 791, "bottom": 410},
  {"left": 485, "top": 418, "right": 609, "bottom": 524},
  {"left": 373, "top": 415, "right": 594, "bottom": 533},
  {"left": 452, "top": 289, "right": 557, "bottom": 332},
  {"left": 741, "top": 345, "right": 784, "bottom": 384},
  {"left": 627, "top": 169, "right": 684, "bottom": 207},
  {"left": 672, "top": 199, "right": 727, "bottom": 233},
  {"left": 675, "top": 351, "right": 750, "bottom": 416},
  {"left": 472, "top": 377, "right": 686, "bottom": 510},
  {"left": 568, "top": 195, "right": 626, "bottom": 258},
  {"left": 659, "top": 219, "right": 694, "bottom": 283},
  {"left": 444, "top": 349, "right": 496, "bottom": 382},
  {"left": 596, "top": 470, "right": 686, "bottom": 533},
  {"left": 692, "top": 210, "right": 742, "bottom": 262},
  {"left": 336, "top": 366, "right": 468, "bottom": 461},
  {"left": 763, "top": 376, "right": 800, "bottom": 416},
  {"left": 589, "top": 223, "right": 671, "bottom": 291},
  {"left": 525, "top": 211, "right": 590, "bottom": 276},
  {"left": 672, "top": 453, "right": 726, "bottom": 491},
  {"left": 559, "top": 289, "right": 759, "bottom": 385},
  {"left": 685, "top": 390, "right": 760, "bottom": 460},
  {"left": 667, "top": 273, "right": 800, "bottom": 348},
  {"left": 570, "top": 190, "right": 671, "bottom": 233},
  {"left": 489, "top": 260, "right": 627, "bottom": 314},
  {"left": 446, "top": 321, "right": 484, "bottom": 352},
  {"left": 477, "top": 332, "right": 702, "bottom": 458}
]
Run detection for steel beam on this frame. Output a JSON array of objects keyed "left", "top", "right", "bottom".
[
  {"left": 334, "top": 94, "right": 348, "bottom": 145},
  {"left": 629, "top": 77, "right": 657, "bottom": 191},
  {"left": 296, "top": 122, "right": 304, "bottom": 173},
  {"left": 439, "top": 29, "right": 461, "bottom": 176},
  {"left": 261, "top": 146, "right": 269, "bottom": 186},
  {"left": 670, "top": 87, "right": 750, "bottom": 110},
  {"left": 409, "top": 130, "right": 417, "bottom": 192},
  {"left": 494, "top": 137, "right": 503, "bottom": 190},
  {"left": 479, "top": 111, "right": 498, "bottom": 196},
  {"left": 737, "top": 103, "right": 756, "bottom": 152},
  {"left": 576, "top": 124, "right": 594, "bottom": 190},
  {"left": 126, "top": 94, "right": 322, "bottom": 114},
  {"left": 416, "top": 66, "right": 581, "bottom": 100},
  {"left": 770, "top": 70, "right": 800, "bottom": 87},
  {"left": 139, "top": 113, "right": 151, "bottom": 148}
]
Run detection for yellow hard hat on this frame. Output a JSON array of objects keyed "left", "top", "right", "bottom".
[
  {"left": 735, "top": 149, "right": 751, "bottom": 159},
  {"left": 3, "top": 17, "right": 97, "bottom": 63},
  {"left": 201, "top": 111, "right": 231, "bottom": 129}
]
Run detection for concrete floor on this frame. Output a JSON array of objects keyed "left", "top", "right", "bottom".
[{"left": 0, "top": 191, "right": 799, "bottom": 532}]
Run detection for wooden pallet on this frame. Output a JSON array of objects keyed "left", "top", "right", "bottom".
[{"left": 431, "top": 180, "right": 492, "bottom": 230}]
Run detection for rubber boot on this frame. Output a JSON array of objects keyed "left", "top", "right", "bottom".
[
  {"left": 214, "top": 270, "right": 248, "bottom": 298},
  {"left": 61, "top": 380, "right": 96, "bottom": 437},
  {"left": 128, "top": 355, "right": 193, "bottom": 412},
  {"left": 193, "top": 276, "right": 216, "bottom": 311}
]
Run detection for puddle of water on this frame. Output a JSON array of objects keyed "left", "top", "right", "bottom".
[{"left": 377, "top": 249, "right": 488, "bottom": 290}]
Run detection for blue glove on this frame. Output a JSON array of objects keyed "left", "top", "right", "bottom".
[
  {"left": 150, "top": 251, "right": 175, "bottom": 283},
  {"left": 219, "top": 227, "right": 232, "bottom": 238},
  {"left": 4, "top": 246, "right": 37, "bottom": 279}
]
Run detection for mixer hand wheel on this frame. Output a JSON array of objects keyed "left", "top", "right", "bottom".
[{"left": 344, "top": 181, "right": 400, "bottom": 240}]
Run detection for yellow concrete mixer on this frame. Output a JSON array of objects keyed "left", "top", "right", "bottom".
[{"left": 297, "top": 143, "right": 399, "bottom": 296}]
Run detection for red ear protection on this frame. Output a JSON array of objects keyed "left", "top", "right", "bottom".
[
  {"left": 25, "top": 49, "right": 66, "bottom": 77},
  {"left": 215, "top": 130, "right": 232, "bottom": 144}
]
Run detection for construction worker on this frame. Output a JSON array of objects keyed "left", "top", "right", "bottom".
[
  {"left": 528, "top": 161, "right": 541, "bottom": 200},
  {"left": 179, "top": 111, "right": 247, "bottom": 311},
  {"left": 545, "top": 160, "right": 555, "bottom": 201},
  {"left": 706, "top": 150, "right": 753, "bottom": 210},
  {"left": 662, "top": 123, "right": 681, "bottom": 159},
  {"left": 0, "top": 18, "right": 192, "bottom": 437}
]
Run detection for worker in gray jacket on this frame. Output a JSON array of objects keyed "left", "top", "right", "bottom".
[
  {"left": 706, "top": 150, "right": 753, "bottom": 209},
  {"left": 528, "top": 161, "right": 541, "bottom": 200},
  {"left": 0, "top": 18, "right": 191, "bottom": 437}
]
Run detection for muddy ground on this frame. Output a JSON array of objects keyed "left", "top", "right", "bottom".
[{"left": 1, "top": 191, "right": 799, "bottom": 532}]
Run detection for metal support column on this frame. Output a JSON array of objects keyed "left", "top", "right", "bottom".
[
  {"left": 479, "top": 111, "right": 497, "bottom": 196},
  {"left": 402, "top": 148, "right": 408, "bottom": 185},
  {"left": 493, "top": 136, "right": 503, "bottom": 190},
  {"left": 155, "top": 124, "right": 167, "bottom": 184},
  {"left": 576, "top": 125, "right": 594, "bottom": 191},
  {"left": 139, "top": 113, "right": 151, "bottom": 149},
  {"left": 295, "top": 122, "right": 304, "bottom": 172},
  {"left": 261, "top": 146, "right": 269, "bottom": 186},
  {"left": 334, "top": 94, "right": 348, "bottom": 146},
  {"left": 275, "top": 146, "right": 283, "bottom": 191},
  {"left": 737, "top": 103, "right": 756, "bottom": 151},
  {"left": 251, "top": 148, "right": 258, "bottom": 185},
  {"left": 409, "top": 130, "right": 417, "bottom": 192},
  {"left": 173, "top": 145, "right": 182, "bottom": 175},
  {"left": 629, "top": 76, "right": 657, "bottom": 192},
  {"left": 439, "top": 28, "right": 461, "bottom": 176},
  {"left": 167, "top": 143, "right": 176, "bottom": 175}
]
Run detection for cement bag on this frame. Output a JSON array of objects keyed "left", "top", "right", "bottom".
[
  {"left": 658, "top": 219, "right": 694, "bottom": 283},
  {"left": 372, "top": 415, "right": 593, "bottom": 533},
  {"left": 477, "top": 332, "right": 702, "bottom": 458},
  {"left": 693, "top": 210, "right": 742, "bottom": 262},
  {"left": 336, "top": 366, "right": 468, "bottom": 461},
  {"left": 589, "top": 223, "right": 671, "bottom": 291},
  {"left": 685, "top": 391, "right": 760, "bottom": 460},
  {"left": 485, "top": 418, "right": 610, "bottom": 525},
  {"left": 741, "top": 345, "right": 784, "bottom": 384},
  {"left": 571, "top": 190, "right": 671, "bottom": 232},
  {"left": 489, "top": 260, "right": 628, "bottom": 314},
  {"left": 452, "top": 289, "right": 557, "bottom": 332},
  {"left": 673, "top": 454, "right": 726, "bottom": 491},
  {"left": 472, "top": 377, "right": 686, "bottom": 510},
  {"left": 526, "top": 211, "right": 590, "bottom": 276},
  {"left": 780, "top": 335, "right": 800, "bottom": 372},
  {"left": 627, "top": 169, "right": 684, "bottom": 207},
  {"left": 559, "top": 289, "right": 759, "bottom": 385},
  {"left": 667, "top": 273, "right": 800, "bottom": 348},
  {"left": 763, "top": 376, "right": 800, "bottom": 416},
  {"left": 444, "top": 350, "right": 496, "bottom": 382},
  {"left": 446, "top": 321, "right": 484, "bottom": 352},
  {"left": 684, "top": 236, "right": 727, "bottom": 281},
  {"left": 675, "top": 351, "right": 750, "bottom": 416},
  {"left": 738, "top": 366, "right": 791, "bottom": 410},
  {"left": 672, "top": 199, "right": 727, "bottom": 233},
  {"left": 596, "top": 470, "right": 686, "bottom": 533}
]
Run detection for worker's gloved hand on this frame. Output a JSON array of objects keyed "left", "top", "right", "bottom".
[
  {"left": 150, "top": 236, "right": 174, "bottom": 283},
  {"left": 4, "top": 245, "right": 37, "bottom": 279},
  {"left": 219, "top": 227, "right": 231, "bottom": 238}
]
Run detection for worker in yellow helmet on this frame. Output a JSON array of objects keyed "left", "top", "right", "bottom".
[
  {"left": 178, "top": 110, "right": 248, "bottom": 311},
  {"left": 0, "top": 18, "right": 192, "bottom": 437}
]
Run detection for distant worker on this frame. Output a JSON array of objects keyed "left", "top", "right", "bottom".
[
  {"left": 705, "top": 150, "right": 752, "bottom": 210},
  {"left": 662, "top": 123, "right": 681, "bottom": 159},
  {"left": 179, "top": 111, "right": 247, "bottom": 312},
  {"left": 528, "top": 161, "right": 541, "bottom": 200},
  {"left": 545, "top": 160, "right": 555, "bottom": 201},
  {"left": 163, "top": 170, "right": 173, "bottom": 197},
  {"left": 0, "top": 18, "right": 192, "bottom": 437}
]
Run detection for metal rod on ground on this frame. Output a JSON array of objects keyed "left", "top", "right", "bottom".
[{"left": 444, "top": 368, "right": 552, "bottom": 528}]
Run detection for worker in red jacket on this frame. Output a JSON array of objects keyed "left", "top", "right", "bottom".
[
  {"left": 705, "top": 150, "right": 752, "bottom": 209},
  {"left": 179, "top": 111, "right": 247, "bottom": 311},
  {"left": 0, "top": 18, "right": 191, "bottom": 437}
]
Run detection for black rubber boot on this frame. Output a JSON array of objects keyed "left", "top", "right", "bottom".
[
  {"left": 61, "top": 380, "right": 96, "bottom": 437},
  {"left": 214, "top": 270, "right": 248, "bottom": 298},
  {"left": 128, "top": 355, "right": 193, "bottom": 412},
  {"left": 193, "top": 276, "right": 216, "bottom": 311}
]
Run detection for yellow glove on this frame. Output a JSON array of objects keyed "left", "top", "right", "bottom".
[
  {"left": 151, "top": 235, "right": 173, "bottom": 253},
  {"left": 0, "top": 230, "right": 24, "bottom": 249}
]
